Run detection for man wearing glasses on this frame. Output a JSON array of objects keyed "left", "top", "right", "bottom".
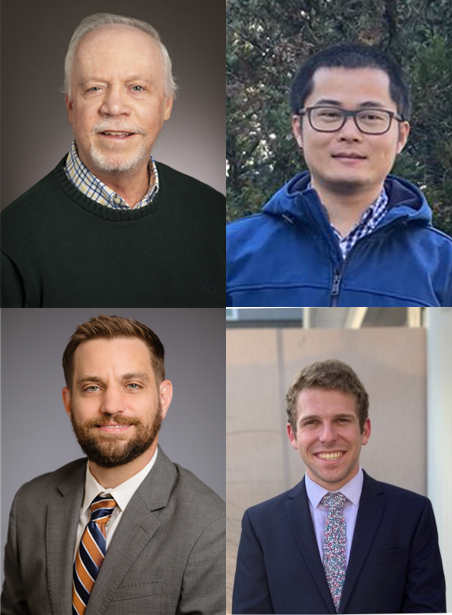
[{"left": 226, "top": 42, "right": 452, "bottom": 307}]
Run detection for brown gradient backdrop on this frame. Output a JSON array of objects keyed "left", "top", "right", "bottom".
[{"left": 1, "top": 0, "right": 225, "bottom": 210}]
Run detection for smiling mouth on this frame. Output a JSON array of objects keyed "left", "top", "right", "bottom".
[
  {"left": 315, "top": 451, "right": 345, "bottom": 461},
  {"left": 99, "top": 132, "right": 136, "bottom": 138},
  {"left": 95, "top": 424, "right": 132, "bottom": 433}
]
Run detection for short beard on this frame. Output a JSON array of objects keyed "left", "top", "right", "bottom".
[
  {"left": 70, "top": 404, "right": 162, "bottom": 468},
  {"left": 89, "top": 138, "right": 149, "bottom": 174}
]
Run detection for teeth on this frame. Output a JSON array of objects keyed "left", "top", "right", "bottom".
[
  {"left": 318, "top": 452, "right": 344, "bottom": 460},
  {"left": 103, "top": 132, "right": 131, "bottom": 136}
]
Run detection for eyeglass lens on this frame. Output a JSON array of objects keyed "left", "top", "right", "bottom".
[{"left": 310, "top": 107, "right": 392, "bottom": 133}]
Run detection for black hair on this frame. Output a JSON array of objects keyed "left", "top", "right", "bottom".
[{"left": 289, "top": 42, "right": 411, "bottom": 121}]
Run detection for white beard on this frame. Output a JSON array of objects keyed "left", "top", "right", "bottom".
[{"left": 89, "top": 137, "right": 149, "bottom": 173}]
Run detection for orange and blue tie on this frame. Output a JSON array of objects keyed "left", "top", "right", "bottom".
[
  {"left": 72, "top": 494, "right": 117, "bottom": 615},
  {"left": 322, "top": 492, "right": 348, "bottom": 613}
]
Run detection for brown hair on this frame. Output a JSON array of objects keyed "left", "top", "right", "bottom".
[
  {"left": 62, "top": 314, "right": 165, "bottom": 389},
  {"left": 286, "top": 359, "right": 369, "bottom": 434}
]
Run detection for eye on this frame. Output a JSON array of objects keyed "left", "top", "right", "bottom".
[
  {"left": 126, "top": 383, "right": 141, "bottom": 390},
  {"left": 131, "top": 85, "right": 145, "bottom": 92},
  {"left": 360, "top": 111, "right": 385, "bottom": 122},
  {"left": 317, "top": 109, "right": 341, "bottom": 119},
  {"left": 87, "top": 87, "right": 101, "bottom": 92},
  {"left": 85, "top": 385, "right": 100, "bottom": 392}
]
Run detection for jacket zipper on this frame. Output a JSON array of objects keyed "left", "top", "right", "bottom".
[{"left": 330, "top": 270, "right": 342, "bottom": 306}]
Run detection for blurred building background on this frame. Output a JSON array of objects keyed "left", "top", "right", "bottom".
[{"left": 226, "top": 307, "right": 451, "bottom": 614}]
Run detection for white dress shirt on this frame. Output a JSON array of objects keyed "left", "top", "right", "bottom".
[
  {"left": 73, "top": 448, "right": 158, "bottom": 561},
  {"left": 305, "top": 467, "right": 364, "bottom": 565}
]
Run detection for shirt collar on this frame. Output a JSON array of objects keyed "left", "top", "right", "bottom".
[
  {"left": 65, "top": 140, "right": 159, "bottom": 210},
  {"left": 305, "top": 467, "right": 364, "bottom": 509},
  {"left": 307, "top": 181, "right": 388, "bottom": 231},
  {"left": 81, "top": 447, "right": 159, "bottom": 515}
]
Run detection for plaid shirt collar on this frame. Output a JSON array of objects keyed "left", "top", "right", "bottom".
[
  {"left": 308, "top": 182, "right": 389, "bottom": 259},
  {"left": 64, "top": 140, "right": 159, "bottom": 210}
]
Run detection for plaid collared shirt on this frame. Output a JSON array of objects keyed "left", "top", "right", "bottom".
[
  {"left": 309, "top": 183, "right": 389, "bottom": 259},
  {"left": 64, "top": 140, "right": 159, "bottom": 210}
]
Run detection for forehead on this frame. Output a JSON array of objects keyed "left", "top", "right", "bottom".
[
  {"left": 74, "top": 24, "right": 163, "bottom": 80},
  {"left": 306, "top": 66, "right": 394, "bottom": 108},
  {"left": 296, "top": 388, "right": 358, "bottom": 419},
  {"left": 73, "top": 337, "right": 153, "bottom": 372}
]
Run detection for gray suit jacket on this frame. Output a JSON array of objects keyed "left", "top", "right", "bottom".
[{"left": 1, "top": 447, "right": 225, "bottom": 615}]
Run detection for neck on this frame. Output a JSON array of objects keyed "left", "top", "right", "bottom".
[
  {"left": 88, "top": 438, "right": 158, "bottom": 489},
  {"left": 311, "top": 178, "right": 384, "bottom": 237}
]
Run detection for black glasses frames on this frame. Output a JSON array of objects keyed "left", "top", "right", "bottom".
[{"left": 298, "top": 106, "right": 405, "bottom": 135}]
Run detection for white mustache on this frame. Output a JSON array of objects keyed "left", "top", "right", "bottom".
[{"left": 93, "top": 119, "right": 145, "bottom": 135}]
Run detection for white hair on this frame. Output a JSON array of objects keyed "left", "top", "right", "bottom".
[{"left": 63, "top": 13, "right": 177, "bottom": 100}]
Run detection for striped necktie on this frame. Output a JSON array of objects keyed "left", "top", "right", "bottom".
[
  {"left": 322, "top": 491, "right": 348, "bottom": 613},
  {"left": 72, "top": 494, "right": 117, "bottom": 615}
]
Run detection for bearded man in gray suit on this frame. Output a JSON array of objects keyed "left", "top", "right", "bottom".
[{"left": 1, "top": 314, "right": 225, "bottom": 615}]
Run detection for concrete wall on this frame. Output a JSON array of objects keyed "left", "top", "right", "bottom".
[{"left": 226, "top": 327, "right": 426, "bottom": 613}]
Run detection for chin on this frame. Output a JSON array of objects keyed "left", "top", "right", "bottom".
[
  {"left": 324, "top": 175, "right": 370, "bottom": 194},
  {"left": 89, "top": 143, "right": 149, "bottom": 174}
]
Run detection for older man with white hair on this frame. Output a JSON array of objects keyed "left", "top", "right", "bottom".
[{"left": 1, "top": 13, "right": 224, "bottom": 308}]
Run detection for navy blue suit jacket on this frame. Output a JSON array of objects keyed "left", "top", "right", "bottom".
[{"left": 232, "top": 472, "right": 446, "bottom": 614}]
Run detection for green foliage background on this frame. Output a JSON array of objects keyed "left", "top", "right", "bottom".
[{"left": 226, "top": 0, "right": 452, "bottom": 237}]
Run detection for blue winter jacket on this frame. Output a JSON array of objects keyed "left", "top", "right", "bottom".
[{"left": 226, "top": 172, "right": 452, "bottom": 306}]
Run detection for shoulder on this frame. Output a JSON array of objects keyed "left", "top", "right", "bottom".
[
  {"left": 244, "top": 482, "right": 303, "bottom": 523},
  {"left": 172, "top": 462, "right": 225, "bottom": 520},
  {"left": 386, "top": 175, "right": 452, "bottom": 248},
  {"left": 1, "top": 158, "right": 67, "bottom": 223},
  {"left": 12, "top": 458, "right": 86, "bottom": 508},
  {"left": 227, "top": 212, "right": 268, "bottom": 235},
  {"left": 149, "top": 447, "right": 224, "bottom": 524},
  {"left": 364, "top": 472, "right": 431, "bottom": 511},
  {"left": 155, "top": 161, "right": 225, "bottom": 208}
]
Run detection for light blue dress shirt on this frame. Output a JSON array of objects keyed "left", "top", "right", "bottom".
[{"left": 305, "top": 468, "right": 364, "bottom": 566}]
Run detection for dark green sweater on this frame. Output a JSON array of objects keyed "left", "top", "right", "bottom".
[{"left": 1, "top": 158, "right": 225, "bottom": 307}]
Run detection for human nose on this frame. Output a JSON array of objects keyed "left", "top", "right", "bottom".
[
  {"left": 99, "top": 86, "right": 131, "bottom": 116},
  {"left": 337, "top": 113, "right": 362, "bottom": 140},
  {"left": 100, "top": 386, "right": 127, "bottom": 414},
  {"left": 319, "top": 421, "right": 338, "bottom": 443}
]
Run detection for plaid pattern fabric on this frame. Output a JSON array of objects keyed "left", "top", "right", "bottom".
[
  {"left": 64, "top": 140, "right": 159, "bottom": 210},
  {"left": 310, "top": 183, "right": 389, "bottom": 259}
]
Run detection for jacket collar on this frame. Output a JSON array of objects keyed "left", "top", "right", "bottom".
[
  {"left": 262, "top": 171, "right": 432, "bottom": 232},
  {"left": 46, "top": 446, "right": 177, "bottom": 615},
  {"left": 284, "top": 471, "right": 386, "bottom": 614}
]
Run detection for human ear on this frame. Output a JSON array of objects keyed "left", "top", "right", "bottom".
[
  {"left": 286, "top": 422, "right": 299, "bottom": 451},
  {"left": 159, "top": 380, "right": 173, "bottom": 419},
  {"left": 292, "top": 115, "right": 304, "bottom": 149},
  {"left": 62, "top": 387, "right": 72, "bottom": 418},
  {"left": 396, "top": 121, "right": 410, "bottom": 154}
]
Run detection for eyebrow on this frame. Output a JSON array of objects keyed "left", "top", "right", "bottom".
[
  {"left": 77, "top": 372, "right": 151, "bottom": 385},
  {"left": 312, "top": 98, "right": 386, "bottom": 108},
  {"left": 80, "top": 75, "right": 153, "bottom": 86},
  {"left": 298, "top": 413, "right": 357, "bottom": 425}
]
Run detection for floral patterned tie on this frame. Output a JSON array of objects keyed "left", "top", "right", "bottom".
[{"left": 322, "top": 492, "right": 348, "bottom": 613}]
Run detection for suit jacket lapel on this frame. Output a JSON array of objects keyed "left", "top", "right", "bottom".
[
  {"left": 86, "top": 446, "right": 177, "bottom": 615},
  {"left": 285, "top": 478, "right": 336, "bottom": 614},
  {"left": 46, "top": 461, "right": 86, "bottom": 615},
  {"left": 339, "top": 471, "right": 386, "bottom": 614}
]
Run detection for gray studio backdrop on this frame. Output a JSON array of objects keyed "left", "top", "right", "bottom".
[
  {"left": 1, "top": 308, "right": 226, "bottom": 584},
  {"left": 1, "top": 0, "right": 225, "bottom": 210}
]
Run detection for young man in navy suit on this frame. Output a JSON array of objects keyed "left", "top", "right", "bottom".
[{"left": 232, "top": 359, "right": 446, "bottom": 614}]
